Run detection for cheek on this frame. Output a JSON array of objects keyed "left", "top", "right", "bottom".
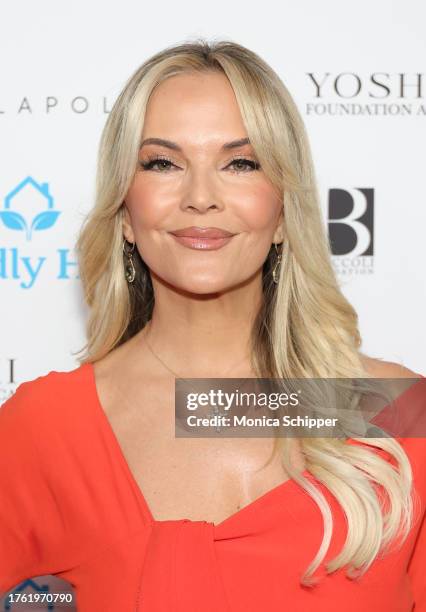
[
  {"left": 125, "top": 180, "right": 170, "bottom": 229},
  {"left": 237, "top": 184, "right": 282, "bottom": 231},
  {"left": 124, "top": 180, "right": 176, "bottom": 268}
]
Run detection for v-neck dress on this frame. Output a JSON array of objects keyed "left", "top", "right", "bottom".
[{"left": 0, "top": 362, "right": 425, "bottom": 611}]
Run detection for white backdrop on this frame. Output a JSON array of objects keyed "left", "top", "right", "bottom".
[{"left": 1, "top": 0, "right": 425, "bottom": 402}]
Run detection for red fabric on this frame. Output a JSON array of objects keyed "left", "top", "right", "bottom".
[{"left": 0, "top": 363, "right": 425, "bottom": 611}]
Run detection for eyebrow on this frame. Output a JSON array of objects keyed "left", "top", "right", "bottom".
[{"left": 139, "top": 137, "right": 251, "bottom": 151}]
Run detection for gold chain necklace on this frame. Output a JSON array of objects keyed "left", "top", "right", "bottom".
[{"left": 143, "top": 330, "right": 253, "bottom": 433}]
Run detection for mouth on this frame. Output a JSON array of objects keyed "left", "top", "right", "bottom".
[{"left": 168, "top": 226, "right": 237, "bottom": 251}]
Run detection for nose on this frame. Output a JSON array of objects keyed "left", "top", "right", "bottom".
[{"left": 180, "top": 167, "right": 224, "bottom": 214}]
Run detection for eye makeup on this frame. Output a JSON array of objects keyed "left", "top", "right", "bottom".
[{"left": 138, "top": 154, "right": 261, "bottom": 173}]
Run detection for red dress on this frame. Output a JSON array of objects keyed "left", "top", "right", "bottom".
[{"left": 0, "top": 362, "right": 425, "bottom": 611}]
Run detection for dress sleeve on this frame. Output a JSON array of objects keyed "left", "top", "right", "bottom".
[
  {"left": 407, "top": 508, "right": 426, "bottom": 610},
  {"left": 0, "top": 377, "right": 65, "bottom": 595}
]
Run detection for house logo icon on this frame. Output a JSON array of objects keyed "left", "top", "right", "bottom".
[{"left": 0, "top": 176, "right": 61, "bottom": 241}]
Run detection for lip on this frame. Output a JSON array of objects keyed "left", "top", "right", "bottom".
[
  {"left": 168, "top": 226, "right": 237, "bottom": 251},
  {"left": 169, "top": 234, "right": 235, "bottom": 251},
  {"left": 170, "top": 226, "right": 235, "bottom": 238}
]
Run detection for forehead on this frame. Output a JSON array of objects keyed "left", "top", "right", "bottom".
[{"left": 142, "top": 71, "right": 249, "bottom": 147}]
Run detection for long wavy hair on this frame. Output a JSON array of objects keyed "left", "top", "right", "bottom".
[{"left": 75, "top": 38, "right": 415, "bottom": 585}]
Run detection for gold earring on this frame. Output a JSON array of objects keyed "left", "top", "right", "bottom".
[
  {"left": 272, "top": 242, "right": 283, "bottom": 284},
  {"left": 123, "top": 238, "right": 136, "bottom": 283}
]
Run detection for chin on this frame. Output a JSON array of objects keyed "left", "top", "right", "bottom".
[
  {"left": 167, "top": 274, "right": 236, "bottom": 296},
  {"left": 183, "top": 282, "right": 231, "bottom": 295}
]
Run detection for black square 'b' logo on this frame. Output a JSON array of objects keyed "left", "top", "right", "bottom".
[{"left": 328, "top": 188, "right": 374, "bottom": 256}]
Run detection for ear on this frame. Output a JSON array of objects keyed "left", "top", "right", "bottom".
[
  {"left": 272, "top": 207, "right": 285, "bottom": 245},
  {"left": 122, "top": 203, "right": 135, "bottom": 243}
]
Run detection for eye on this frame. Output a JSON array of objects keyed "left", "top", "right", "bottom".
[
  {"left": 227, "top": 157, "right": 261, "bottom": 173},
  {"left": 139, "top": 155, "right": 178, "bottom": 172},
  {"left": 138, "top": 155, "right": 261, "bottom": 173}
]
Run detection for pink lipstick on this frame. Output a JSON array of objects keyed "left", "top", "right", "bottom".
[{"left": 169, "top": 226, "right": 236, "bottom": 251}]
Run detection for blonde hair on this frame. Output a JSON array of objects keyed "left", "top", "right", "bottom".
[{"left": 75, "top": 38, "right": 415, "bottom": 585}]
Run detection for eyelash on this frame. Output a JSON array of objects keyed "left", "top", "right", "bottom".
[{"left": 138, "top": 155, "right": 261, "bottom": 173}]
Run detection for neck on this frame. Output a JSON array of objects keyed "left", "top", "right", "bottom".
[{"left": 136, "top": 270, "right": 264, "bottom": 377}]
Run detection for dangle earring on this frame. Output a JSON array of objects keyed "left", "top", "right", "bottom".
[
  {"left": 123, "top": 238, "right": 136, "bottom": 283},
  {"left": 272, "top": 242, "right": 283, "bottom": 284}
]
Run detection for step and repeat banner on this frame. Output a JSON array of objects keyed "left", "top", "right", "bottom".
[
  {"left": 0, "top": 0, "right": 425, "bottom": 605},
  {"left": 1, "top": 3, "right": 425, "bottom": 403}
]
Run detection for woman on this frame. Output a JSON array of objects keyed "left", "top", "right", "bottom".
[{"left": 0, "top": 39, "right": 425, "bottom": 611}]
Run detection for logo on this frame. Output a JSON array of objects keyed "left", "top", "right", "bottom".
[
  {"left": 0, "top": 177, "right": 78, "bottom": 288},
  {"left": 0, "top": 358, "right": 17, "bottom": 405},
  {"left": 305, "top": 73, "right": 426, "bottom": 117},
  {"left": 328, "top": 188, "right": 375, "bottom": 276},
  {"left": 0, "top": 176, "right": 60, "bottom": 241},
  {"left": 0, "top": 575, "right": 75, "bottom": 610},
  {"left": 0, "top": 95, "right": 112, "bottom": 116}
]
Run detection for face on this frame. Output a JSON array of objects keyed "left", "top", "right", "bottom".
[{"left": 122, "top": 71, "right": 284, "bottom": 294}]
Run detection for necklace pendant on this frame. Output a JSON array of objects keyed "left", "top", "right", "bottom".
[{"left": 210, "top": 405, "right": 222, "bottom": 433}]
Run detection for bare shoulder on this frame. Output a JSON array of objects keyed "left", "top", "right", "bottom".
[{"left": 360, "top": 355, "right": 422, "bottom": 379}]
